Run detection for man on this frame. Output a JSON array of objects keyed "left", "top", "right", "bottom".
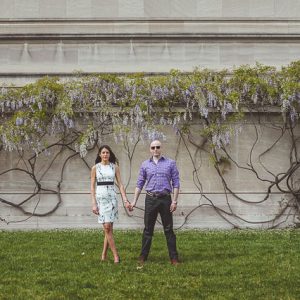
[{"left": 130, "top": 140, "right": 180, "bottom": 265}]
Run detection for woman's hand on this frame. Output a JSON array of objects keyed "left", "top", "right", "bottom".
[
  {"left": 124, "top": 200, "right": 133, "bottom": 211},
  {"left": 124, "top": 199, "right": 134, "bottom": 211},
  {"left": 92, "top": 204, "right": 99, "bottom": 215}
]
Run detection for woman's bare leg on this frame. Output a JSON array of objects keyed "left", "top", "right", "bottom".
[
  {"left": 103, "top": 222, "right": 119, "bottom": 262},
  {"left": 101, "top": 235, "right": 109, "bottom": 261}
]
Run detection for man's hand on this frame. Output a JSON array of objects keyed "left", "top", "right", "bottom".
[
  {"left": 128, "top": 201, "right": 137, "bottom": 212},
  {"left": 92, "top": 204, "right": 99, "bottom": 215},
  {"left": 170, "top": 202, "right": 177, "bottom": 213},
  {"left": 125, "top": 201, "right": 133, "bottom": 211}
]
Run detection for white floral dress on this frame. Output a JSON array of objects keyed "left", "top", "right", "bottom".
[{"left": 95, "top": 163, "right": 118, "bottom": 223}]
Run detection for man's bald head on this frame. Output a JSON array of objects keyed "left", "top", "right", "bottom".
[{"left": 150, "top": 140, "right": 162, "bottom": 158}]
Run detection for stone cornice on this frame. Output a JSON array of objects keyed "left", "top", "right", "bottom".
[
  {"left": 0, "top": 19, "right": 300, "bottom": 42},
  {"left": 1, "top": 18, "right": 300, "bottom": 21},
  {"left": 1, "top": 34, "right": 300, "bottom": 42}
]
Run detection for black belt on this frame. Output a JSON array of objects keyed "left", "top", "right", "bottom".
[
  {"left": 97, "top": 181, "right": 114, "bottom": 186},
  {"left": 146, "top": 191, "right": 170, "bottom": 198}
]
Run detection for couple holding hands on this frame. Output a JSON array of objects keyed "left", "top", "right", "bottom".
[{"left": 90, "top": 140, "right": 180, "bottom": 265}]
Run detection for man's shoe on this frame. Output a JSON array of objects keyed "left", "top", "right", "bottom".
[
  {"left": 138, "top": 255, "right": 146, "bottom": 264},
  {"left": 170, "top": 258, "right": 180, "bottom": 265}
]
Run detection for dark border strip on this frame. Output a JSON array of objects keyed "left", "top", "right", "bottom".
[
  {"left": 0, "top": 192, "right": 288, "bottom": 195},
  {"left": 0, "top": 18, "right": 300, "bottom": 23},
  {"left": 1, "top": 33, "right": 300, "bottom": 41}
]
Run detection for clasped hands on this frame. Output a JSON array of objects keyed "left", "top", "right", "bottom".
[
  {"left": 93, "top": 200, "right": 177, "bottom": 214},
  {"left": 124, "top": 200, "right": 177, "bottom": 213},
  {"left": 124, "top": 200, "right": 134, "bottom": 212}
]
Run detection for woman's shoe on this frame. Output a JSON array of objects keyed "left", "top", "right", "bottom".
[
  {"left": 114, "top": 256, "right": 121, "bottom": 264},
  {"left": 100, "top": 254, "right": 107, "bottom": 262}
]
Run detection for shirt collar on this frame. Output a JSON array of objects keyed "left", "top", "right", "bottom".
[{"left": 149, "top": 155, "right": 165, "bottom": 162}]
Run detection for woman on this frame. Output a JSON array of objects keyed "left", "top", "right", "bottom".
[{"left": 91, "top": 145, "right": 131, "bottom": 263}]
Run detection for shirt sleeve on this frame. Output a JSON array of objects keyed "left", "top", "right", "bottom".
[
  {"left": 136, "top": 163, "right": 147, "bottom": 190},
  {"left": 170, "top": 160, "right": 180, "bottom": 189}
]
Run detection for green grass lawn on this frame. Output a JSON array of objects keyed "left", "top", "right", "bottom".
[{"left": 0, "top": 229, "right": 299, "bottom": 300}]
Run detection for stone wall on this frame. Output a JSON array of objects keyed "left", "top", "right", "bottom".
[
  {"left": 0, "top": 0, "right": 299, "bottom": 229},
  {"left": 0, "top": 116, "right": 298, "bottom": 229}
]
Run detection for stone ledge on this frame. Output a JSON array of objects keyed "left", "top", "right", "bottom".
[
  {"left": 0, "top": 19, "right": 300, "bottom": 38},
  {"left": 1, "top": 18, "right": 300, "bottom": 21},
  {"left": 1, "top": 33, "right": 300, "bottom": 42}
]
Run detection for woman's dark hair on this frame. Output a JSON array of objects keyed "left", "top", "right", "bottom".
[{"left": 95, "top": 145, "right": 118, "bottom": 164}]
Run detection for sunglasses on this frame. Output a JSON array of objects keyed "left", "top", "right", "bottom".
[{"left": 151, "top": 146, "right": 161, "bottom": 150}]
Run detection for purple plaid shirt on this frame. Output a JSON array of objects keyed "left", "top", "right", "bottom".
[{"left": 136, "top": 156, "right": 180, "bottom": 193}]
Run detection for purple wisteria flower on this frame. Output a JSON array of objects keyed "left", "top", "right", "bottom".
[
  {"left": 15, "top": 117, "right": 24, "bottom": 126},
  {"left": 212, "top": 134, "right": 222, "bottom": 148},
  {"left": 63, "top": 115, "right": 74, "bottom": 128},
  {"left": 221, "top": 102, "right": 233, "bottom": 119},
  {"left": 222, "top": 131, "right": 231, "bottom": 145},
  {"left": 208, "top": 92, "right": 217, "bottom": 107},
  {"left": 200, "top": 107, "right": 209, "bottom": 119},
  {"left": 290, "top": 107, "right": 298, "bottom": 123}
]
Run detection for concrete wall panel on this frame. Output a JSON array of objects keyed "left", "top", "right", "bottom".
[
  {"left": 66, "top": 0, "right": 92, "bottom": 18},
  {"left": 1, "top": 0, "right": 299, "bottom": 19},
  {"left": 0, "top": 119, "right": 298, "bottom": 229},
  {"left": 39, "top": 0, "right": 67, "bottom": 19}
]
